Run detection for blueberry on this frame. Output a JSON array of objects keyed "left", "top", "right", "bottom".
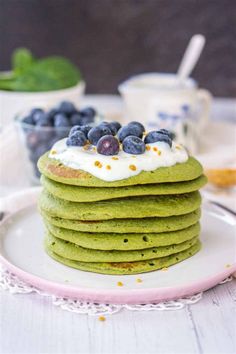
[
  {"left": 158, "top": 129, "right": 175, "bottom": 140},
  {"left": 144, "top": 131, "right": 172, "bottom": 147},
  {"left": 69, "top": 125, "right": 92, "bottom": 138},
  {"left": 48, "top": 108, "right": 59, "bottom": 120},
  {"left": 99, "top": 121, "right": 118, "bottom": 136},
  {"left": 158, "top": 128, "right": 170, "bottom": 135},
  {"left": 22, "top": 115, "right": 34, "bottom": 125},
  {"left": 80, "top": 107, "right": 96, "bottom": 118},
  {"left": 79, "top": 125, "right": 92, "bottom": 138},
  {"left": 97, "top": 135, "right": 120, "bottom": 155},
  {"left": 30, "top": 108, "right": 44, "bottom": 123},
  {"left": 109, "top": 121, "right": 122, "bottom": 135},
  {"left": 99, "top": 121, "right": 110, "bottom": 127},
  {"left": 54, "top": 113, "right": 70, "bottom": 128},
  {"left": 123, "top": 135, "right": 145, "bottom": 155},
  {"left": 98, "top": 121, "right": 116, "bottom": 135},
  {"left": 66, "top": 131, "right": 87, "bottom": 147},
  {"left": 32, "top": 111, "right": 47, "bottom": 124},
  {"left": 36, "top": 112, "right": 53, "bottom": 127},
  {"left": 129, "top": 121, "right": 145, "bottom": 134},
  {"left": 169, "top": 131, "right": 176, "bottom": 140},
  {"left": 79, "top": 107, "right": 96, "bottom": 125},
  {"left": 58, "top": 101, "right": 76, "bottom": 116},
  {"left": 88, "top": 125, "right": 112, "bottom": 145},
  {"left": 117, "top": 125, "right": 143, "bottom": 142},
  {"left": 70, "top": 113, "right": 83, "bottom": 126},
  {"left": 30, "top": 108, "right": 44, "bottom": 115},
  {"left": 69, "top": 125, "right": 80, "bottom": 135}
]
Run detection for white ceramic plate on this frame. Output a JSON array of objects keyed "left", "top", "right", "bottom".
[{"left": 0, "top": 189, "right": 235, "bottom": 304}]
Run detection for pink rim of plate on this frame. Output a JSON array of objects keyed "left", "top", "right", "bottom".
[
  {"left": 0, "top": 253, "right": 235, "bottom": 305},
  {"left": 0, "top": 191, "right": 235, "bottom": 305}
]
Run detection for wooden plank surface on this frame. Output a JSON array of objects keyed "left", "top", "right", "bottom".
[{"left": 0, "top": 281, "right": 235, "bottom": 354}]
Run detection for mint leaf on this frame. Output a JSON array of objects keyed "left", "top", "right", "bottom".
[{"left": 12, "top": 48, "right": 35, "bottom": 75}]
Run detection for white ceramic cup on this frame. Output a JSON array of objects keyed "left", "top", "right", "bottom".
[
  {"left": 0, "top": 80, "right": 85, "bottom": 129},
  {"left": 118, "top": 73, "right": 212, "bottom": 153}
]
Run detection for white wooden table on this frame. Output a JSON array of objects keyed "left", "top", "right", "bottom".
[
  {"left": 0, "top": 279, "right": 235, "bottom": 354},
  {"left": 0, "top": 96, "right": 236, "bottom": 354}
]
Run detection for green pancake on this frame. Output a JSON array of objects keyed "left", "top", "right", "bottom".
[
  {"left": 45, "top": 240, "right": 201, "bottom": 275},
  {"left": 38, "top": 153, "right": 203, "bottom": 187},
  {"left": 46, "top": 221, "right": 200, "bottom": 250},
  {"left": 45, "top": 232, "right": 199, "bottom": 262},
  {"left": 39, "top": 190, "right": 201, "bottom": 220},
  {"left": 41, "top": 174, "right": 207, "bottom": 202},
  {"left": 41, "top": 208, "right": 201, "bottom": 233}
]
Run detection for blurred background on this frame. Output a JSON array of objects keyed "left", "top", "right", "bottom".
[
  {"left": 0, "top": 0, "right": 235, "bottom": 191},
  {"left": 0, "top": 0, "right": 235, "bottom": 96}
]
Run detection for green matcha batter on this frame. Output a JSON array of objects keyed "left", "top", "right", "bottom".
[
  {"left": 41, "top": 208, "right": 201, "bottom": 234},
  {"left": 41, "top": 174, "right": 207, "bottom": 202},
  {"left": 39, "top": 190, "right": 201, "bottom": 220},
  {"left": 38, "top": 153, "right": 203, "bottom": 187},
  {"left": 46, "top": 221, "right": 200, "bottom": 250},
  {"left": 45, "top": 240, "right": 201, "bottom": 275}
]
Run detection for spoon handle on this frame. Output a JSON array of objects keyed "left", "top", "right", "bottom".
[{"left": 177, "top": 34, "right": 205, "bottom": 81}]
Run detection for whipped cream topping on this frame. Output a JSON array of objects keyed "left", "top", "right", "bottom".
[{"left": 49, "top": 139, "right": 188, "bottom": 181}]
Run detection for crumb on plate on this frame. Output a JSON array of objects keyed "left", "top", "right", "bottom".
[
  {"left": 117, "top": 281, "right": 124, "bottom": 287},
  {"left": 98, "top": 316, "right": 106, "bottom": 322}
]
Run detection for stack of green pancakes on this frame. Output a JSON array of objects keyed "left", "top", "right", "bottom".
[{"left": 38, "top": 153, "right": 207, "bottom": 275}]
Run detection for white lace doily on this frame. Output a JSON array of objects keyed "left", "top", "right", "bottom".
[{"left": 0, "top": 265, "right": 232, "bottom": 316}]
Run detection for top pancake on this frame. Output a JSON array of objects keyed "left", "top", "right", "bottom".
[{"left": 38, "top": 153, "right": 203, "bottom": 187}]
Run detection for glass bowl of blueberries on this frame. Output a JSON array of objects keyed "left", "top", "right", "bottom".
[{"left": 15, "top": 100, "right": 100, "bottom": 184}]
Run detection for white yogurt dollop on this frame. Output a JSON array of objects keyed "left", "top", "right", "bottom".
[{"left": 49, "top": 139, "right": 188, "bottom": 182}]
